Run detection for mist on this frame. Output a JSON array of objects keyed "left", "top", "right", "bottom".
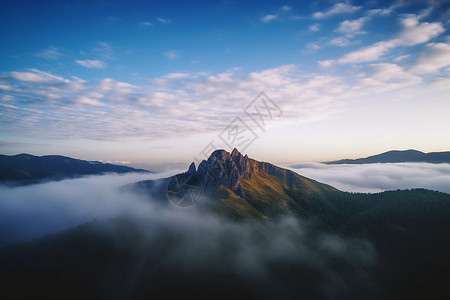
[
  {"left": 0, "top": 169, "right": 379, "bottom": 299},
  {"left": 287, "top": 162, "right": 450, "bottom": 194},
  {"left": 0, "top": 171, "right": 178, "bottom": 247}
]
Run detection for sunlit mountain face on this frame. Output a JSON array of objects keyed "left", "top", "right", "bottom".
[{"left": 1, "top": 0, "right": 450, "bottom": 299}]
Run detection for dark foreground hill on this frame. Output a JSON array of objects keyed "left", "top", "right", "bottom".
[
  {"left": 0, "top": 153, "right": 149, "bottom": 185},
  {"left": 325, "top": 149, "right": 450, "bottom": 164},
  {"left": 1, "top": 149, "right": 450, "bottom": 300}
]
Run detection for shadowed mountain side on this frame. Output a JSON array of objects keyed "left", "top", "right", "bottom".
[
  {"left": 0, "top": 153, "right": 150, "bottom": 185},
  {"left": 325, "top": 149, "right": 450, "bottom": 164}
]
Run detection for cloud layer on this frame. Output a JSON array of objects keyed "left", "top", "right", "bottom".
[
  {"left": 287, "top": 162, "right": 450, "bottom": 194},
  {"left": 0, "top": 171, "right": 378, "bottom": 298}
]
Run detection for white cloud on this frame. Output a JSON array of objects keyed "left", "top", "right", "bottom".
[
  {"left": 164, "top": 50, "right": 179, "bottom": 60},
  {"left": 304, "top": 43, "right": 321, "bottom": 53},
  {"left": 261, "top": 14, "right": 277, "bottom": 23},
  {"left": 309, "top": 23, "right": 320, "bottom": 32},
  {"left": 35, "top": 46, "right": 64, "bottom": 60},
  {"left": 410, "top": 40, "right": 450, "bottom": 74},
  {"left": 75, "top": 59, "right": 106, "bottom": 69},
  {"left": 335, "top": 15, "right": 444, "bottom": 65},
  {"left": 157, "top": 17, "right": 171, "bottom": 24},
  {"left": 353, "top": 63, "right": 421, "bottom": 93},
  {"left": 338, "top": 41, "right": 390, "bottom": 64},
  {"left": 337, "top": 17, "right": 367, "bottom": 35},
  {"left": 318, "top": 60, "right": 335, "bottom": 68},
  {"left": 287, "top": 162, "right": 450, "bottom": 194},
  {"left": 281, "top": 5, "right": 291, "bottom": 11},
  {"left": 329, "top": 37, "right": 352, "bottom": 47},
  {"left": 139, "top": 21, "right": 153, "bottom": 27},
  {"left": 10, "top": 69, "right": 68, "bottom": 83},
  {"left": 313, "top": 3, "right": 361, "bottom": 19},
  {"left": 394, "top": 55, "right": 410, "bottom": 62}
]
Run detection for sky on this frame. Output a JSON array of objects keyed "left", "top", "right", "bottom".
[{"left": 1, "top": 0, "right": 449, "bottom": 169}]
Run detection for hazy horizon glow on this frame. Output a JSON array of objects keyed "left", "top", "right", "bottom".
[{"left": 1, "top": 0, "right": 449, "bottom": 166}]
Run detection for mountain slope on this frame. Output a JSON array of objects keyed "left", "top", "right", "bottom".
[
  {"left": 134, "top": 148, "right": 338, "bottom": 219},
  {"left": 325, "top": 149, "right": 450, "bottom": 164},
  {"left": 0, "top": 153, "right": 150, "bottom": 184}
]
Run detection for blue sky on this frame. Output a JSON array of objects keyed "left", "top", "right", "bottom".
[{"left": 1, "top": 0, "right": 450, "bottom": 168}]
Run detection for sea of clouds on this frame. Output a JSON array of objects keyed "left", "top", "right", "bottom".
[{"left": 287, "top": 162, "right": 450, "bottom": 194}]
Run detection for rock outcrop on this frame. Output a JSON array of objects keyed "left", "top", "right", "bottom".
[{"left": 190, "top": 148, "right": 283, "bottom": 197}]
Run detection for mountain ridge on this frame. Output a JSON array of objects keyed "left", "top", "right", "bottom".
[
  {"left": 0, "top": 153, "right": 150, "bottom": 185},
  {"left": 325, "top": 149, "right": 450, "bottom": 164}
]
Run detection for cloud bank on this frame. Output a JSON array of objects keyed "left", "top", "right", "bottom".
[
  {"left": 0, "top": 170, "right": 378, "bottom": 298},
  {"left": 287, "top": 162, "right": 450, "bottom": 194}
]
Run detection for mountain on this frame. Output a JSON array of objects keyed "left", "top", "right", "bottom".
[
  {"left": 325, "top": 149, "right": 450, "bottom": 164},
  {"left": 1, "top": 149, "right": 450, "bottom": 299},
  {"left": 133, "top": 148, "right": 338, "bottom": 219},
  {"left": 0, "top": 153, "right": 150, "bottom": 185}
]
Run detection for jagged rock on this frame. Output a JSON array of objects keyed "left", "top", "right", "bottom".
[
  {"left": 187, "top": 162, "right": 196, "bottom": 174},
  {"left": 185, "top": 148, "right": 282, "bottom": 197}
]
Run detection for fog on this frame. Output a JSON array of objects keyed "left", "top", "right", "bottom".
[
  {"left": 287, "top": 162, "right": 450, "bottom": 194},
  {"left": 0, "top": 170, "right": 379, "bottom": 299},
  {"left": 0, "top": 171, "right": 179, "bottom": 247}
]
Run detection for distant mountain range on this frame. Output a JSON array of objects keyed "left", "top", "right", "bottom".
[
  {"left": 0, "top": 153, "right": 150, "bottom": 185},
  {"left": 1, "top": 149, "right": 450, "bottom": 299},
  {"left": 325, "top": 149, "right": 450, "bottom": 164}
]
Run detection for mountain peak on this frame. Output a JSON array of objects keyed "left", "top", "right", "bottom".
[{"left": 187, "top": 149, "right": 286, "bottom": 197}]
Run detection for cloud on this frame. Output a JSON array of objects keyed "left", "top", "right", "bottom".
[
  {"left": 138, "top": 21, "right": 153, "bottom": 27},
  {"left": 0, "top": 172, "right": 378, "bottom": 298},
  {"left": 352, "top": 63, "right": 421, "bottom": 93},
  {"left": 0, "top": 172, "right": 160, "bottom": 247},
  {"left": 318, "top": 60, "right": 334, "bottom": 67},
  {"left": 0, "top": 62, "right": 435, "bottom": 143},
  {"left": 313, "top": 3, "right": 361, "bottom": 19},
  {"left": 92, "top": 41, "right": 114, "bottom": 60},
  {"left": 157, "top": 17, "right": 171, "bottom": 24},
  {"left": 281, "top": 5, "right": 291, "bottom": 11},
  {"left": 334, "top": 15, "right": 444, "bottom": 65},
  {"left": 336, "top": 17, "right": 367, "bottom": 35},
  {"left": 10, "top": 69, "right": 67, "bottom": 83},
  {"left": 35, "top": 46, "right": 64, "bottom": 60},
  {"left": 164, "top": 50, "right": 179, "bottom": 60},
  {"left": 329, "top": 37, "right": 352, "bottom": 47},
  {"left": 75, "top": 59, "right": 106, "bottom": 69},
  {"left": 410, "top": 40, "right": 450, "bottom": 74},
  {"left": 287, "top": 162, "right": 450, "bottom": 194},
  {"left": 261, "top": 14, "right": 277, "bottom": 23},
  {"left": 309, "top": 23, "right": 320, "bottom": 32}
]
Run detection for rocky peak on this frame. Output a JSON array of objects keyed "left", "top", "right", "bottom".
[
  {"left": 187, "top": 162, "right": 196, "bottom": 174},
  {"left": 189, "top": 148, "right": 282, "bottom": 197}
]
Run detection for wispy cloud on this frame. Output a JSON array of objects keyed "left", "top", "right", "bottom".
[
  {"left": 35, "top": 46, "right": 64, "bottom": 60},
  {"left": 157, "top": 17, "right": 171, "bottom": 24},
  {"left": 75, "top": 59, "right": 106, "bottom": 69},
  {"left": 138, "top": 21, "right": 153, "bottom": 27},
  {"left": 164, "top": 50, "right": 179, "bottom": 60},
  {"left": 0, "top": 61, "right": 442, "bottom": 143},
  {"left": 309, "top": 23, "right": 320, "bottom": 32},
  {"left": 313, "top": 3, "right": 361, "bottom": 19},
  {"left": 324, "top": 15, "right": 444, "bottom": 65},
  {"left": 92, "top": 41, "right": 114, "bottom": 60},
  {"left": 261, "top": 14, "right": 277, "bottom": 23}
]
